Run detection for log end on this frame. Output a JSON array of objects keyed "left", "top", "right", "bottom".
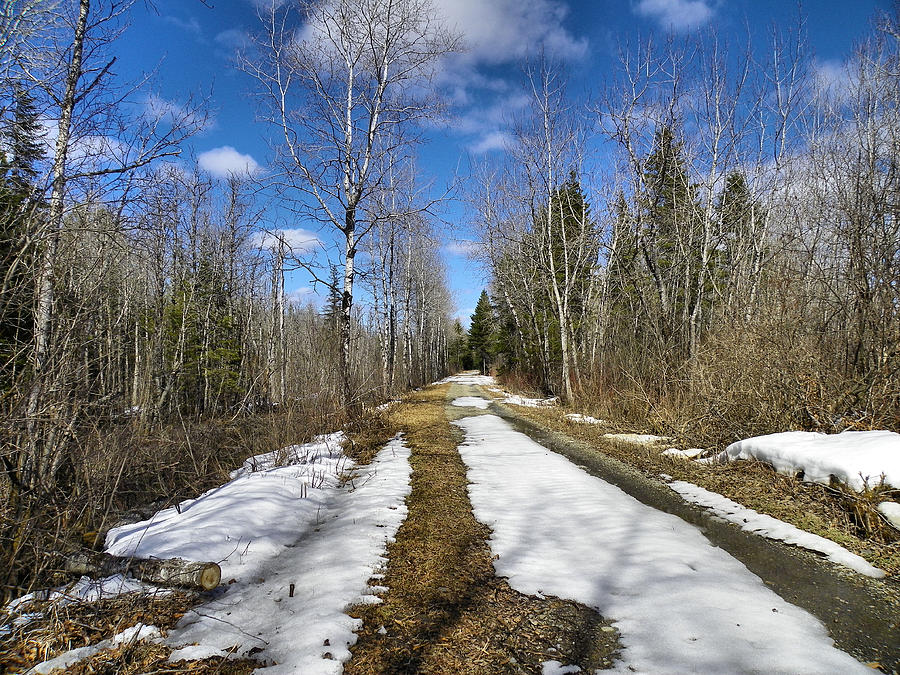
[{"left": 198, "top": 563, "right": 221, "bottom": 591}]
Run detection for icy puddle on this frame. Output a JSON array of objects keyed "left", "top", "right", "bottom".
[{"left": 453, "top": 414, "right": 870, "bottom": 675}]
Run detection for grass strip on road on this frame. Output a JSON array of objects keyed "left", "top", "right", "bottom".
[{"left": 345, "top": 384, "right": 619, "bottom": 675}]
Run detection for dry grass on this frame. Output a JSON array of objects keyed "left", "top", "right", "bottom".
[
  {"left": 0, "top": 589, "right": 205, "bottom": 673},
  {"left": 344, "top": 385, "right": 619, "bottom": 675},
  {"left": 510, "top": 404, "right": 900, "bottom": 576}
]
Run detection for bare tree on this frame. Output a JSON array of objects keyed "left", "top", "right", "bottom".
[
  {"left": 245, "top": 0, "right": 459, "bottom": 413},
  {"left": 19, "top": 0, "right": 202, "bottom": 491}
]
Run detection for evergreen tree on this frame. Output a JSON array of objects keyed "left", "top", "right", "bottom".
[
  {"left": 636, "top": 124, "right": 701, "bottom": 343},
  {"left": 0, "top": 84, "right": 45, "bottom": 386},
  {"left": 322, "top": 264, "right": 343, "bottom": 334},
  {"left": 467, "top": 290, "right": 495, "bottom": 375},
  {"left": 448, "top": 318, "right": 469, "bottom": 371}
]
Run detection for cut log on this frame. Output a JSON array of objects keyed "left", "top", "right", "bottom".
[{"left": 66, "top": 551, "right": 221, "bottom": 590}]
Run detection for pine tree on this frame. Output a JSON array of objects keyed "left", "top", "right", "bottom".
[{"left": 467, "top": 290, "right": 495, "bottom": 375}]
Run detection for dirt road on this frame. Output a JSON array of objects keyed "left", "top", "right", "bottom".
[{"left": 346, "top": 378, "right": 898, "bottom": 674}]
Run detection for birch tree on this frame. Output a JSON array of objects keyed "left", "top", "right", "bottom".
[
  {"left": 19, "top": 0, "right": 201, "bottom": 491},
  {"left": 246, "top": 0, "right": 458, "bottom": 413}
]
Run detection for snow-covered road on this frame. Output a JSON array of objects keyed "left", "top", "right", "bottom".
[{"left": 453, "top": 413, "right": 872, "bottom": 675}]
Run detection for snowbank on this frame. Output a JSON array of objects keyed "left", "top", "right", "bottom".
[
  {"left": 667, "top": 480, "right": 884, "bottom": 577},
  {"left": 454, "top": 414, "right": 870, "bottom": 675},
  {"left": 720, "top": 430, "right": 900, "bottom": 491}
]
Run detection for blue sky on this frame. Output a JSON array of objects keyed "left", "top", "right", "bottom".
[{"left": 113, "top": 0, "right": 888, "bottom": 322}]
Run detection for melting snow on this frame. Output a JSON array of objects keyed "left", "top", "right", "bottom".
[
  {"left": 662, "top": 447, "right": 706, "bottom": 459},
  {"left": 718, "top": 430, "right": 900, "bottom": 491},
  {"left": 451, "top": 396, "right": 490, "bottom": 409},
  {"left": 435, "top": 373, "right": 497, "bottom": 386},
  {"left": 667, "top": 480, "right": 885, "bottom": 577},
  {"left": 565, "top": 413, "right": 607, "bottom": 425},
  {"left": 21, "top": 433, "right": 413, "bottom": 674},
  {"left": 602, "top": 433, "right": 669, "bottom": 445},
  {"left": 502, "top": 394, "right": 559, "bottom": 407},
  {"left": 162, "top": 436, "right": 412, "bottom": 672},
  {"left": 28, "top": 624, "right": 161, "bottom": 674},
  {"left": 453, "top": 414, "right": 870, "bottom": 674}
]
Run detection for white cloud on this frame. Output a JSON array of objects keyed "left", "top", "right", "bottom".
[
  {"left": 287, "top": 286, "right": 317, "bottom": 306},
  {"left": 444, "top": 240, "right": 480, "bottom": 256},
  {"left": 250, "top": 228, "right": 321, "bottom": 253},
  {"left": 436, "top": 0, "right": 587, "bottom": 65},
  {"left": 163, "top": 15, "right": 202, "bottom": 36},
  {"left": 198, "top": 146, "right": 261, "bottom": 178},
  {"left": 215, "top": 28, "right": 250, "bottom": 52},
  {"left": 813, "top": 59, "right": 854, "bottom": 103},
  {"left": 142, "top": 94, "right": 212, "bottom": 132},
  {"left": 634, "top": 0, "right": 715, "bottom": 32},
  {"left": 468, "top": 130, "right": 514, "bottom": 154}
]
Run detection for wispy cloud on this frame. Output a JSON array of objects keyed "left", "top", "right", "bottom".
[
  {"left": 250, "top": 228, "right": 321, "bottom": 253},
  {"left": 198, "top": 146, "right": 261, "bottom": 178},
  {"left": 468, "top": 131, "right": 514, "bottom": 154},
  {"left": 432, "top": 0, "right": 586, "bottom": 157},
  {"left": 215, "top": 28, "right": 250, "bottom": 53},
  {"left": 633, "top": 0, "right": 716, "bottom": 32},
  {"left": 163, "top": 15, "right": 202, "bottom": 37},
  {"left": 142, "top": 94, "right": 213, "bottom": 133},
  {"left": 444, "top": 240, "right": 480, "bottom": 256}
]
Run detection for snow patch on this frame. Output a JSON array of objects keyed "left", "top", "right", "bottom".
[
  {"left": 720, "top": 430, "right": 900, "bottom": 491},
  {"left": 436, "top": 373, "right": 497, "bottom": 386},
  {"left": 565, "top": 413, "right": 607, "bottom": 425},
  {"left": 502, "top": 394, "right": 559, "bottom": 408},
  {"left": 28, "top": 623, "right": 160, "bottom": 674},
  {"left": 667, "top": 480, "right": 885, "bottom": 578},
  {"left": 6, "top": 574, "right": 161, "bottom": 615},
  {"left": 451, "top": 396, "right": 490, "bottom": 409},
  {"left": 231, "top": 431, "right": 346, "bottom": 479},
  {"left": 106, "top": 435, "right": 351, "bottom": 580},
  {"left": 163, "top": 436, "right": 412, "bottom": 673},
  {"left": 662, "top": 447, "right": 706, "bottom": 459},
  {"left": 542, "top": 660, "right": 581, "bottom": 674},
  {"left": 453, "top": 414, "right": 870, "bottom": 674},
  {"left": 878, "top": 501, "right": 900, "bottom": 530},
  {"left": 603, "top": 433, "right": 669, "bottom": 445}
]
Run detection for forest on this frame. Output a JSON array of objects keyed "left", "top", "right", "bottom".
[
  {"left": 467, "top": 17, "right": 900, "bottom": 446},
  {"left": 0, "top": 0, "right": 898, "bottom": 605}
]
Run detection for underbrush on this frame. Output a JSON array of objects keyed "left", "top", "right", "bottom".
[
  {"left": 0, "top": 586, "right": 260, "bottom": 674},
  {"left": 0, "top": 402, "right": 339, "bottom": 605}
]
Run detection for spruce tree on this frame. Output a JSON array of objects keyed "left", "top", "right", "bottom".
[
  {"left": 0, "top": 84, "right": 45, "bottom": 386},
  {"left": 467, "top": 290, "right": 495, "bottom": 375}
]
